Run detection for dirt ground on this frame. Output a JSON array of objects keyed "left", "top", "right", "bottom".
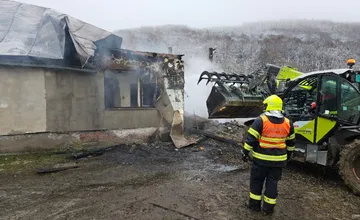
[{"left": 1, "top": 137, "right": 360, "bottom": 220}]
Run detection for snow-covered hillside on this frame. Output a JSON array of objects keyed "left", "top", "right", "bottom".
[
  {"left": 114, "top": 20, "right": 360, "bottom": 118},
  {"left": 115, "top": 20, "right": 360, "bottom": 73}
]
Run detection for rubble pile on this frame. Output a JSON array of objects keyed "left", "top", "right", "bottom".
[
  {"left": 183, "top": 111, "right": 248, "bottom": 148},
  {"left": 203, "top": 120, "right": 247, "bottom": 143},
  {"left": 183, "top": 111, "right": 216, "bottom": 130}
]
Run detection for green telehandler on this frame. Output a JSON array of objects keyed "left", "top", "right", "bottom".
[{"left": 198, "top": 59, "right": 360, "bottom": 195}]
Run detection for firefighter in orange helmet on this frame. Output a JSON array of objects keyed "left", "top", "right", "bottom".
[{"left": 241, "top": 94, "right": 295, "bottom": 215}]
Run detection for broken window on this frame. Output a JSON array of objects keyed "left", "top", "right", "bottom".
[
  {"left": 104, "top": 70, "right": 158, "bottom": 109},
  {"left": 104, "top": 71, "right": 121, "bottom": 108},
  {"left": 141, "top": 73, "right": 157, "bottom": 107},
  {"left": 130, "top": 83, "right": 138, "bottom": 107}
]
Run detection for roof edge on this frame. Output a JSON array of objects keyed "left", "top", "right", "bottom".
[{"left": 0, "top": 61, "right": 96, "bottom": 73}]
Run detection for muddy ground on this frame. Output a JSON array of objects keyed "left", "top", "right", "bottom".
[{"left": 1, "top": 136, "right": 360, "bottom": 220}]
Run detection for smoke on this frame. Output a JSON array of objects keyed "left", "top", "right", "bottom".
[
  {"left": 116, "top": 30, "right": 171, "bottom": 53},
  {"left": 183, "top": 56, "right": 223, "bottom": 118},
  {"left": 183, "top": 56, "right": 255, "bottom": 124},
  {"left": 117, "top": 28, "right": 228, "bottom": 119}
]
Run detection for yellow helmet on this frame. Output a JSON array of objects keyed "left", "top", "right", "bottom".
[{"left": 263, "top": 95, "right": 283, "bottom": 112}]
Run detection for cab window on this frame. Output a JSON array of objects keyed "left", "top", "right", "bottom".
[
  {"left": 339, "top": 80, "right": 360, "bottom": 124},
  {"left": 283, "top": 76, "right": 318, "bottom": 121},
  {"left": 319, "top": 76, "right": 337, "bottom": 114}
]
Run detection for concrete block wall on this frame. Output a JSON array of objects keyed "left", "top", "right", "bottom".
[
  {"left": 0, "top": 66, "right": 163, "bottom": 152},
  {"left": 45, "top": 69, "right": 105, "bottom": 131},
  {"left": 103, "top": 108, "right": 161, "bottom": 129},
  {"left": 0, "top": 67, "right": 47, "bottom": 135}
]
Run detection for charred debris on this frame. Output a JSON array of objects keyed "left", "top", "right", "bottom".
[{"left": 75, "top": 44, "right": 246, "bottom": 150}]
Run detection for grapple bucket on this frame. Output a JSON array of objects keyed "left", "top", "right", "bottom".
[
  {"left": 205, "top": 86, "right": 264, "bottom": 118},
  {"left": 197, "top": 67, "right": 279, "bottom": 119}
]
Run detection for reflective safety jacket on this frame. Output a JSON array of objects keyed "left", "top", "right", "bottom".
[{"left": 243, "top": 114, "right": 295, "bottom": 167}]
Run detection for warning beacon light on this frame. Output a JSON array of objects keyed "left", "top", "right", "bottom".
[{"left": 347, "top": 58, "right": 356, "bottom": 69}]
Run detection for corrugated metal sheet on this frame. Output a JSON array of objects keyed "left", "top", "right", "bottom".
[{"left": 0, "top": 0, "right": 122, "bottom": 66}]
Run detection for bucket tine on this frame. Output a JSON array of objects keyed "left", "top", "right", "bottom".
[{"left": 197, "top": 71, "right": 210, "bottom": 85}]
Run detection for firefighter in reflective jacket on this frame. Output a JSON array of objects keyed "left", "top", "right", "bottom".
[{"left": 241, "top": 94, "right": 295, "bottom": 215}]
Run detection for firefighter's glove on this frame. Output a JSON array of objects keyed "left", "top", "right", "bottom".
[
  {"left": 287, "top": 152, "right": 293, "bottom": 162},
  {"left": 241, "top": 150, "right": 249, "bottom": 162}
]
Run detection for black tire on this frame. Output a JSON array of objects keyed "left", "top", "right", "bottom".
[{"left": 339, "top": 139, "right": 360, "bottom": 196}]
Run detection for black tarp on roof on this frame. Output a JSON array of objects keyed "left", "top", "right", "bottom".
[{"left": 0, "top": 0, "right": 122, "bottom": 68}]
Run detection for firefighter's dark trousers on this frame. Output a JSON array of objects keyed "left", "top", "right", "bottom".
[{"left": 248, "top": 161, "right": 283, "bottom": 212}]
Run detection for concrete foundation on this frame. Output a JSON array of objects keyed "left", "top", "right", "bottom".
[{"left": 0, "top": 127, "right": 158, "bottom": 153}]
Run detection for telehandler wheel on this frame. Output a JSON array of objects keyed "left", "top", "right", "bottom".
[{"left": 339, "top": 139, "right": 360, "bottom": 196}]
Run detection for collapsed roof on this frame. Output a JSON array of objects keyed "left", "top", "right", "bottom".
[{"left": 0, "top": 0, "right": 122, "bottom": 68}]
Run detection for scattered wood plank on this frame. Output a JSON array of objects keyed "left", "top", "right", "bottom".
[
  {"left": 72, "top": 150, "right": 105, "bottom": 159},
  {"left": 195, "top": 136, "right": 208, "bottom": 144},
  {"left": 35, "top": 162, "right": 79, "bottom": 174},
  {"left": 71, "top": 145, "right": 118, "bottom": 159},
  {"left": 189, "top": 128, "right": 241, "bottom": 147},
  {"left": 149, "top": 202, "right": 200, "bottom": 220}
]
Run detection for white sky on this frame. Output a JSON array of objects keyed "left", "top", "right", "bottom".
[{"left": 15, "top": 0, "right": 360, "bottom": 32}]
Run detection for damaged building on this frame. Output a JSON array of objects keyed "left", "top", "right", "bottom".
[{"left": 0, "top": 0, "right": 191, "bottom": 152}]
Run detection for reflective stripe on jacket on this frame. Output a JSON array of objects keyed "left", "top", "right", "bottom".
[{"left": 244, "top": 114, "right": 295, "bottom": 167}]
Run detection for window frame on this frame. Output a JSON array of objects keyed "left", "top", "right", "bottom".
[
  {"left": 282, "top": 75, "right": 319, "bottom": 121},
  {"left": 337, "top": 77, "right": 360, "bottom": 125},
  {"left": 104, "top": 70, "right": 158, "bottom": 110},
  {"left": 317, "top": 75, "right": 338, "bottom": 115}
]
